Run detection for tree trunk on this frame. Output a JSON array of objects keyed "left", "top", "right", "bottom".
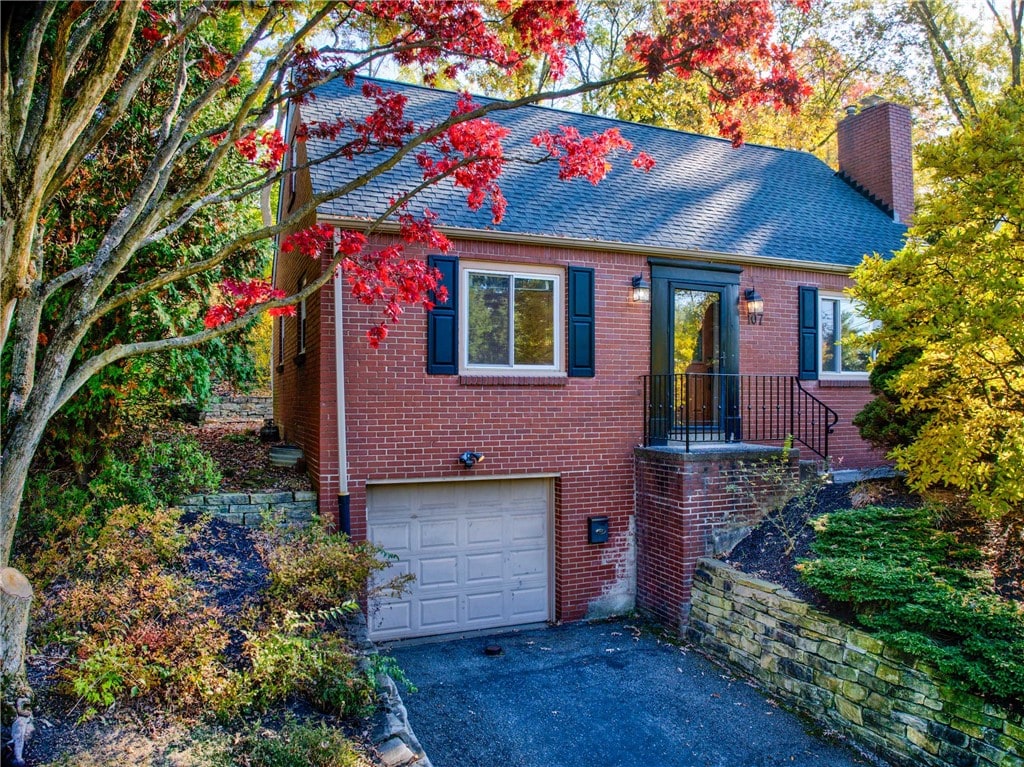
[
  {"left": 1, "top": 568, "right": 34, "bottom": 766},
  {"left": 1, "top": 567, "right": 32, "bottom": 681}
]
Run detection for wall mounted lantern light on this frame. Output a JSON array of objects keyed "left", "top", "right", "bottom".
[
  {"left": 745, "top": 288, "right": 765, "bottom": 325},
  {"left": 631, "top": 275, "right": 651, "bottom": 304},
  {"left": 459, "top": 450, "right": 484, "bottom": 468}
]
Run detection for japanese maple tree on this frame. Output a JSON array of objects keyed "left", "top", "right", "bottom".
[{"left": 0, "top": 0, "right": 808, "bottom": 714}]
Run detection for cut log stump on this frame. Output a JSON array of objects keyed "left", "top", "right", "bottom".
[{"left": 1, "top": 567, "right": 33, "bottom": 682}]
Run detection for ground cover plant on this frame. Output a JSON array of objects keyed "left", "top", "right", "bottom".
[
  {"left": 9, "top": 428, "right": 398, "bottom": 766},
  {"left": 798, "top": 505, "right": 1024, "bottom": 705},
  {"left": 728, "top": 479, "right": 1024, "bottom": 707}
]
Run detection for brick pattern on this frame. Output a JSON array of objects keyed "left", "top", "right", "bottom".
[
  {"left": 337, "top": 236, "right": 649, "bottom": 621},
  {"left": 176, "top": 490, "right": 317, "bottom": 527},
  {"left": 273, "top": 114, "right": 339, "bottom": 525},
  {"left": 837, "top": 102, "right": 915, "bottom": 225},
  {"left": 276, "top": 231, "right": 890, "bottom": 623},
  {"left": 688, "top": 558, "right": 1024, "bottom": 767},
  {"left": 634, "top": 447, "right": 799, "bottom": 631},
  {"left": 739, "top": 264, "right": 888, "bottom": 470}
]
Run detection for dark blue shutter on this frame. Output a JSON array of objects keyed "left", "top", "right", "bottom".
[
  {"left": 798, "top": 285, "right": 819, "bottom": 380},
  {"left": 567, "top": 266, "right": 595, "bottom": 378},
  {"left": 427, "top": 255, "right": 458, "bottom": 374}
]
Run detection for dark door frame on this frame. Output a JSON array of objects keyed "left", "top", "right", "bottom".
[{"left": 649, "top": 259, "right": 743, "bottom": 440}]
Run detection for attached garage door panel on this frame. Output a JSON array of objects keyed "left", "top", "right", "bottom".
[{"left": 367, "top": 479, "right": 551, "bottom": 641}]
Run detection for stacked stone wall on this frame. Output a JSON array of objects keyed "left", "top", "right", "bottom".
[
  {"left": 688, "top": 557, "right": 1023, "bottom": 767},
  {"left": 203, "top": 394, "right": 273, "bottom": 423},
  {"left": 177, "top": 490, "right": 316, "bottom": 526}
]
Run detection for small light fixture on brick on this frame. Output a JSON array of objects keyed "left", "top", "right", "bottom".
[
  {"left": 631, "top": 275, "right": 651, "bottom": 303},
  {"left": 458, "top": 450, "right": 484, "bottom": 468},
  {"left": 745, "top": 287, "right": 764, "bottom": 325}
]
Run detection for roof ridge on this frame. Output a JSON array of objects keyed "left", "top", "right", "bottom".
[{"left": 340, "top": 75, "right": 813, "bottom": 158}]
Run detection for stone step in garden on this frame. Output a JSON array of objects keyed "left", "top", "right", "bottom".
[{"left": 177, "top": 489, "right": 317, "bottom": 526}]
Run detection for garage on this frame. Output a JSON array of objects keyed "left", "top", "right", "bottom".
[{"left": 366, "top": 478, "right": 552, "bottom": 641}]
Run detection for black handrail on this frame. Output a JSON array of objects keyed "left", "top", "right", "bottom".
[{"left": 642, "top": 373, "right": 839, "bottom": 459}]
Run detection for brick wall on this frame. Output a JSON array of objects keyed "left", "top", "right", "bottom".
[
  {"left": 837, "top": 102, "right": 914, "bottom": 225},
  {"left": 634, "top": 446, "right": 799, "bottom": 632},
  {"left": 276, "top": 229, "right": 890, "bottom": 622},
  {"left": 738, "top": 264, "right": 888, "bottom": 470},
  {"left": 339, "top": 236, "right": 650, "bottom": 621},
  {"left": 272, "top": 107, "right": 336, "bottom": 522},
  {"left": 689, "top": 558, "right": 1023, "bottom": 767}
]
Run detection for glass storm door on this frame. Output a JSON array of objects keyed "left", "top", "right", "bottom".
[
  {"left": 673, "top": 287, "right": 722, "bottom": 428},
  {"left": 648, "top": 261, "right": 741, "bottom": 445}
]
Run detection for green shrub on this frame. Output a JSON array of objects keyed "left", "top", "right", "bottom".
[
  {"left": 799, "top": 506, "right": 1024, "bottom": 703},
  {"left": 216, "top": 607, "right": 376, "bottom": 720},
  {"left": 225, "top": 719, "right": 366, "bottom": 767},
  {"left": 18, "top": 434, "right": 219, "bottom": 584},
  {"left": 259, "top": 521, "right": 408, "bottom": 614},
  {"left": 90, "top": 434, "right": 220, "bottom": 510}
]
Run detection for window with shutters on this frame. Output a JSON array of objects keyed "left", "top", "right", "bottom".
[
  {"left": 459, "top": 264, "right": 563, "bottom": 374},
  {"left": 819, "top": 294, "right": 877, "bottom": 377}
]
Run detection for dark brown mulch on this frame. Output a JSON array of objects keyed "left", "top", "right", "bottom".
[
  {"left": 180, "top": 512, "right": 270, "bottom": 661},
  {"left": 725, "top": 478, "right": 921, "bottom": 606},
  {"left": 185, "top": 422, "right": 313, "bottom": 493},
  {"left": 20, "top": 512, "right": 272, "bottom": 767}
]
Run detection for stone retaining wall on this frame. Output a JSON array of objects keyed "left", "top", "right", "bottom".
[
  {"left": 203, "top": 394, "right": 273, "bottom": 423},
  {"left": 177, "top": 490, "right": 316, "bottom": 526},
  {"left": 687, "top": 557, "right": 1023, "bottom": 767}
]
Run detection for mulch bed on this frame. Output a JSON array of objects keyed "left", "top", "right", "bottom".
[
  {"left": 19, "top": 512, "right": 274, "bottom": 767},
  {"left": 725, "top": 478, "right": 921, "bottom": 607}
]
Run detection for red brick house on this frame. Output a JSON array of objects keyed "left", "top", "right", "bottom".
[{"left": 273, "top": 79, "right": 911, "bottom": 640}]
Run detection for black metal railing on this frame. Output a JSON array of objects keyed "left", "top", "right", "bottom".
[{"left": 642, "top": 373, "right": 839, "bottom": 459}]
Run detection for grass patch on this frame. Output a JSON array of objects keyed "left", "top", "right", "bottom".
[{"left": 219, "top": 720, "right": 368, "bottom": 767}]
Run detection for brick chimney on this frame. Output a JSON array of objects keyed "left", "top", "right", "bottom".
[{"left": 837, "top": 100, "right": 914, "bottom": 224}]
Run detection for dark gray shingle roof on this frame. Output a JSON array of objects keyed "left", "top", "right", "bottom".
[{"left": 304, "top": 78, "right": 905, "bottom": 269}]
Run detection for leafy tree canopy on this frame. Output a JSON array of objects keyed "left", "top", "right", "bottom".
[
  {"left": 851, "top": 87, "right": 1024, "bottom": 518},
  {"left": 0, "top": 0, "right": 812, "bottom": 569}
]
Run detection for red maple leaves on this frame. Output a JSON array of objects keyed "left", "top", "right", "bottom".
[
  {"left": 232, "top": 130, "right": 289, "bottom": 171},
  {"left": 532, "top": 126, "right": 633, "bottom": 184},
  {"left": 206, "top": 223, "right": 446, "bottom": 349},
  {"left": 417, "top": 94, "right": 511, "bottom": 224},
  {"left": 281, "top": 223, "right": 335, "bottom": 258},
  {"left": 626, "top": 0, "right": 809, "bottom": 146},
  {"left": 203, "top": 279, "right": 291, "bottom": 329},
  {"left": 200, "top": 0, "right": 810, "bottom": 347}
]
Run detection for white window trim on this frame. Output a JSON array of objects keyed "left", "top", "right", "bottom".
[
  {"left": 459, "top": 262, "right": 565, "bottom": 376},
  {"left": 818, "top": 292, "right": 873, "bottom": 379}
]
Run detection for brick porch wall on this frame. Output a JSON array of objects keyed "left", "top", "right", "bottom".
[{"left": 634, "top": 445, "right": 800, "bottom": 632}]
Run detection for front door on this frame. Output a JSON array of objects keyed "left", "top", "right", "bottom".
[
  {"left": 673, "top": 287, "right": 721, "bottom": 428},
  {"left": 649, "top": 261, "right": 742, "bottom": 444}
]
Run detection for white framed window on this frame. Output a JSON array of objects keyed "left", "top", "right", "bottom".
[
  {"left": 459, "top": 263, "right": 563, "bottom": 374},
  {"left": 819, "top": 294, "right": 877, "bottom": 377}
]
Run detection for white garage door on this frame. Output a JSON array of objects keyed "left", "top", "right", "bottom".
[{"left": 367, "top": 478, "right": 551, "bottom": 641}]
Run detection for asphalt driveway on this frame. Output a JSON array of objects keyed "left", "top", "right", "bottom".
[{"left": 386, "top": 619, "right": 884, "bottom": 767}]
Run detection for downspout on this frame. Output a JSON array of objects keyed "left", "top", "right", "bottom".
[{"left": 333, "top": 266, "right": 351, "bottom": 535}]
